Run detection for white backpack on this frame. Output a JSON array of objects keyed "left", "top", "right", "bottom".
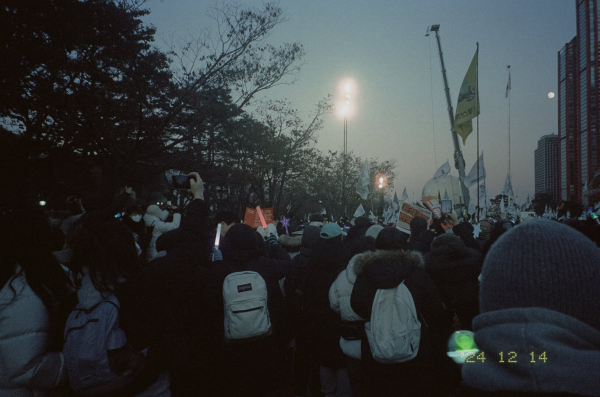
[
  {"left": 223, "top": 271, "right": 272, "bottom": 342},
  {"left": 365, "top": 282, "right": 421, "bottom": 363}
]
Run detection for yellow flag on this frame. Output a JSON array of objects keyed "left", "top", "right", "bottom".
[{"left": 455, "top": 48, "right": 479, "bottom": 145}]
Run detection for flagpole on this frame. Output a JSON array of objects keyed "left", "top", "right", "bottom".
[
  {"left": 476, "top": 42, "right": 480, "bottom": 223},
  {"left": 429, "top": 25, "right": 470, "bottom": 213},
  {"left": 507, "top": 65, "right": 511, "bottom": 176}
]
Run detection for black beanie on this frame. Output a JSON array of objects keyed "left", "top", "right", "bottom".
[
  {"left": 481, "top": 218, "right": 600, "bottom": 331},
  {"left": 410, "top": 216, "right": 428, "bottom": 237},
  {"left": 221, "top": 224, "right": 259, "bottom": 253}
]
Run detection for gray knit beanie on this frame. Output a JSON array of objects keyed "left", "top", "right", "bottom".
[{"left": 480, "top": 218, "right": 600, "bottom": 330}]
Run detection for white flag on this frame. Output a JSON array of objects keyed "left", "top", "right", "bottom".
[
  {"left": 368, "top": 211, "right": 375, "bottom": 220},
  {"left": 330, "top": 213, "right": 335, "bottom": 222},
  {"left": 321, "top": 208, "right": 327, "bottom": 215},
  {"left": 354, "top": 204, "right": 366, "bottom": 218},
  {"left": 464, "top": 153, "right": 486, "bottom": 188},
  {"left": 392, "top": 191, "right": 400, "bottom": 211},
  {"left": 401, "top": 188, "right": 409, "bottom": 202},
  {"left": 501, "top": 174, "right": 514, "bottom": 198},
  {"left": 356, "top": 160, "right": 370, "bottom": 200},
  {"left": 443, "top": 189, "right": 450, "bottom": 201},
  {"left": 432, "top": 161, "right": 451, "bottom": 183},
  {"left": 507, "top": 203, "right": 517, "bottom": 217}
]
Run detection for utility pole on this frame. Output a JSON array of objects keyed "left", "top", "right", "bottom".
[{"left": 427, "top": 25, "right": 470, "bottom": 212}]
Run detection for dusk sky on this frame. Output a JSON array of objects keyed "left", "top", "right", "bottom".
[{"left": 144, "top": 0, "right": 576, "bottom": 205}]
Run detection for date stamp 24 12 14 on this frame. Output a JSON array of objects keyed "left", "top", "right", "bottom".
[{"left": 462, "top": 351, "right": 548, "bottom": 364}]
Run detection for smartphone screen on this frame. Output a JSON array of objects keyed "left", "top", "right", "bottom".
[{"left": 441, "top": 200, "right": 452, "bottom": 214}]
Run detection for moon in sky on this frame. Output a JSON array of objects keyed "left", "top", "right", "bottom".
[{"left": 548, "top": 92, "right": 555, "bottom": 98}]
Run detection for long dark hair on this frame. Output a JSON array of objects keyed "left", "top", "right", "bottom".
[
  {"left": 0, "top": 209, "right": 73, "bottom": 317},
  {"left": 70, "top": 215, "right": 139, "bottom": 294}
]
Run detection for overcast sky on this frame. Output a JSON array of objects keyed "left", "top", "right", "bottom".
[{"left": 144, "top": 0, "right": 575, "bottom": 204}]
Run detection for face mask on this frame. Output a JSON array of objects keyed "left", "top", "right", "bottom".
[{"left": 131, "top": 215, "right": 142, "bottom": 222}]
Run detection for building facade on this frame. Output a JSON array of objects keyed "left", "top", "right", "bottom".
[
  {"left": 535, "top": 134, "right": 559, "bottom": 201},
  {"left": 577, "top": 0, "right": 600, "bottom": 203},
  {"left": 558, "top": 37, "right": 579, "bottom": 202},
  {"left": 558, "top": 1, "right": 600, "bottom": 204}
]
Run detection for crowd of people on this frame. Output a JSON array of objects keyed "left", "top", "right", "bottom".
[{"left": 2, "top": 172, "right": 600, "bottom": 397}]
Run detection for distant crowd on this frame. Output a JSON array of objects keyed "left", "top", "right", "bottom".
[{"left": 2, "top": 173, "right": 600, "bottom": 397}]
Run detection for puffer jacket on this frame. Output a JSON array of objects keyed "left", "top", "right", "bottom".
[
  {"left": 0, "top": 272, "right": 66, "bottom": 397},
  {"left": 329, "top": 253, "right": 368, "bottom": 359},
  {"left": 143, "top": 207, "right": 181, "bottom": 262},
  {"left": 350, "top": 249, "right": 459, "bottom": 396},
  {"left": 67, "top": 269, "right": 170, "bottom": 397}
]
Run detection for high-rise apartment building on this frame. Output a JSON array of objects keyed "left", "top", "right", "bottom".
[
  {"left": 558, "top": 1, "right": 600, "bottom": 204},
  {"left": 558, "top": 37, "right": 579, "bottom": 202},
  {"left": 535, "top": 134, "right": 560, "bottom": 201}
]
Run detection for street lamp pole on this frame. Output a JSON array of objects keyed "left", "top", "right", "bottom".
[
  {"left": 342, "top": 84, "right": 351, "bottom": 217},
  {"left": 343, "top": 114, "right": 348, "bottom": 216}
]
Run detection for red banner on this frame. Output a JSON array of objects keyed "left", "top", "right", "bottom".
[{"left": 244, "top": 207, "right": 274, "bottom": 228}]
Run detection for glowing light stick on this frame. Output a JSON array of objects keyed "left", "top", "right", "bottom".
[
  {"left": 215, "top": 223, "right": 222, "bottom": 248},
  {"left": 256, "top": 206, "right": 270, "bottom": 236}
]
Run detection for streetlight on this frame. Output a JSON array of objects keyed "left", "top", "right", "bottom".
[{"left": 340, "top": 79, "right": 355, "bottom": 216}]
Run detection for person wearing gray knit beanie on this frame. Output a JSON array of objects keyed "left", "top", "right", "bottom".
[{"left": 459, "top": 218, "right": 600, "bottom": 396}]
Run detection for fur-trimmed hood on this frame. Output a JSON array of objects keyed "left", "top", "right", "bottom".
[
  {"left": 278, "top": 234, "right": 302, "bottom": 252},
  {"left": 353, "top": 249, "right": 424, "bottom": 289}
]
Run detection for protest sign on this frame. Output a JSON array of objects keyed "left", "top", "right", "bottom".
[
  {"left": 397, "top": 202, "right": 432, "bottom": 234},
  {"left": 244, "top": 207, "right": 274, "bottom": 228},
  {"left": 422, "top": 196, "right": 453, "bottom": 231},
  {"left": 422, "top": 196, "right": 443, "bottom": 219}
]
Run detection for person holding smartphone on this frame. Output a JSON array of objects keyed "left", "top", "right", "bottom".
[{"left": 143, "top": 203, "right": 181, "bottom": 262}]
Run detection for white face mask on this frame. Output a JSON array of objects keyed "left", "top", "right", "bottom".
[{"left": 131, "top": 215, "right": 142, "bottom": 222}]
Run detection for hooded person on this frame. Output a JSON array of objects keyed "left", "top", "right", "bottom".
[
  {"left": 143, "top": 204, "right": 181, "bottom": 262},
  {"left": 201, "top": 223, "right": 296, "bottom": 396},
  {"left": 455, "top": 219, "right": 600, "bottom": 397},
  {"left": 116, "top": 173, "right": 215, "bottom": 395},
  {"left": 452, "top": 222, "right": 481, "bottom": 251},
  {"left": 424, "top": 234, "right": 482, "bottom": 331},
  {"left": 303, "top": 223, "right": 352, "bottom": 397},
  {"left": 329, "top": 233, "right": 377, "bottom": 397},
  {"left": 349, "top": 227, "right": 458, "bottom": 397},
  {"left": 284, "top": 225, "right": 323, "bottom": 397},
  {"left": 408, "top": 217, "right": 436, "bottom": 254}
]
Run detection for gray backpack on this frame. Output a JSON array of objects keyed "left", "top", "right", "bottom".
[
  {"left": 223, "top": 271, "right": 273, "bottom": 342},
  {"left": 63, "top": 295, "right": 144, "bottom": 395}
]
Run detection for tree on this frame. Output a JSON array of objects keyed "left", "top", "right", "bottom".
[{"left": 1, "top": 0, "right": 305, "bottom": 206}]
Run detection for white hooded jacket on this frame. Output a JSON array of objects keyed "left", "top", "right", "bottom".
[
  {"left": 329, "top": 253, "right": 369, "bottom": 359},
  {"left": 143, "top": 205, "right": 181, "bottom": 262},
  {"left": 0, "top": 269, "right": 66, "bottom": 396}
]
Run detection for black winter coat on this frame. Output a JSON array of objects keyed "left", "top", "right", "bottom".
[
  {"left": 424, "top": 239, "right": 481, "bottom": 330},
  {"left": 201, "top": 250, "right": 296, "bottom": 396},
  {"left": 303, "top": 240, "right": 350, "bottom": 368},
  {"left": 115, "top": 198, "right": 214, "bottom": 395},
  {"left": 350, "top": 249, "right": 459, "bottom": 397}
]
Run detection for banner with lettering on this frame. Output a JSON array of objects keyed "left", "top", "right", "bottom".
[
  {"left": 244, "top": 207, "right": 274, "bottom": 228},
  {"left": 397, "top": 202, "right": 432, "bottom": 234}
]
